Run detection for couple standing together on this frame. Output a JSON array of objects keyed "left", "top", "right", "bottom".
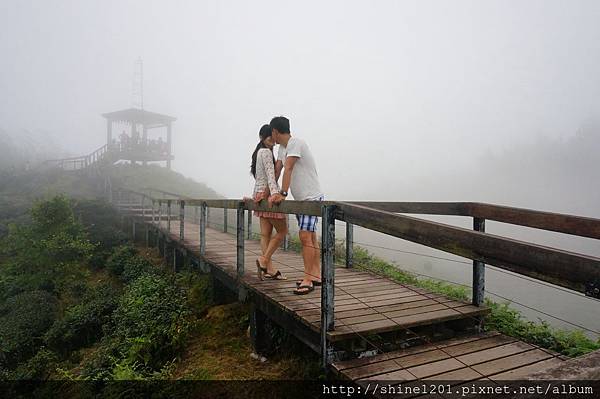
[{"left": 249, "top": 116, "right": 323, "bottom": 295}]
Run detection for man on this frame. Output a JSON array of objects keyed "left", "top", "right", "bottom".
[{"left": 269, "top": 116, "right": 324, "bottom": 295}]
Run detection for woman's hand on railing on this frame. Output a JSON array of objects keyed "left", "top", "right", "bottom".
[{"left": 268, "top": 193, "right": 285, "bottom": 206}]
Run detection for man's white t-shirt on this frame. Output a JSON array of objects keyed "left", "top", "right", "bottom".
[{"left": 277, "top": 137, "right": 323, "bottom": 201}]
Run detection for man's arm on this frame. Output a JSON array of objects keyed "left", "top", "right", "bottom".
[
  {"left": 281, "top": 156, "right": 297, "bottom": 192},
  {"left": 270, "top": 156, "right": 298, "bottom": 204},
  {"left": 275, "top": 160, "right": 283, "bottom": 181}
]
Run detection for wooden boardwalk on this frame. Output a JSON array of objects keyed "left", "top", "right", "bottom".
[
  {"left": 120, "top": 205, "right": 574, "bottom": 384},
  {"left": 156, "top": 218, "right": 487, "bottom": 342},
  {"left": 332, "top": 331, "right": 566, "bottom": 381}
]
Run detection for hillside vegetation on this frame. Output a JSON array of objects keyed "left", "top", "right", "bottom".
[
  {"left": 107, "top": 164, "right": 221, "bottom": 199},
  {"left": 0, "top": 163, "right": 219, "bottom": 237},
  {"left": 0, "top": 165, "right": 319, "bottom": 395}
]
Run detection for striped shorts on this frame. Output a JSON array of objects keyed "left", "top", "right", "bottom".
[{"left": 296, "top": 195, "right": 324, "bottom": 232}]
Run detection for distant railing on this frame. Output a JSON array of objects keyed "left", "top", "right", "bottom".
[
  {"left": 112, "top": 187, "right": 600, "bottom": 368},
  {"left": 43, "top": 144, "right": 112, "bottom": 171}
]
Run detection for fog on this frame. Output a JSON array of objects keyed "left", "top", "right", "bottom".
[{"left": 2, "top": 0, "right": 600, "bottom": 333}]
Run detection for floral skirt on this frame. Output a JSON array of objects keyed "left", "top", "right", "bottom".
[{"left": 253, "top": 191, "right": 286, "bottom": 219}]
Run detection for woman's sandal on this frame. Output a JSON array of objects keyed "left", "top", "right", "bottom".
[
  {"left": 295, "top": 280, "right": 322, "bottom": 287},
  {"left": 256, "top": 259, "right": 268, "bottom": 281},
  {"left": 263, "top": 270, "right": 287, "bottom": 280},
  {"left": 293, "top": 284, "right": 315, "bottom": 295}
]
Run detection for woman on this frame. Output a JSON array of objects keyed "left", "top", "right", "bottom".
[{"left": 250, "top": 124, "right": 288, "bottom": 280}]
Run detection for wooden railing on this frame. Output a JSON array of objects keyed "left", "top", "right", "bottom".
[
  {"left": 43, "top": 144, "right": 112, "bottom": 171},
  {"left": 112, "top": 188, "right": 600, "bottom": 367}
]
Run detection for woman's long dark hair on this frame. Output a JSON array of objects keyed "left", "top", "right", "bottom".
[{"left": 250, "top": 124, "right": 275, "bottom": 178}]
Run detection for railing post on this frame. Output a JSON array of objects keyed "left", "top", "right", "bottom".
[
  {"left": 247, "top": 208, "right": 252, "bottom": 240},
  {"left": 179, "top": 200, "right": 185, "bottom": 241},
  {"left": 283, "top": 214, "right": 290, "bottom": 250},
  {"left": 346, "top": 222, "right": 354, "bottom": 268},
  {"left": 223, "top": 208, "right": 228, "bottom": 233},
  {"left": 142, "top": 196, "right": 148, "bottom": 247},
  {"left": 321, "top": 204, "right": 336, "bottom": 369},
  {"left": 141, "top": 195, "right": 145, "bottom": 220},
  {"left": 157, "top": 200, "right": 162, "bottom": 229},
  {"left": 200, "top": 203, "right": 207, "bottom": 256},
  {"left": 152, "top": 200, "right": 156, "bottom": 226},
  {"left": 473, "top": 217, "right": 486, "bottom": 307},
  {"left": 167, "top": 200, "right": 172, "bottom": 233},
  {"left": 151, "top": 200, "right": 157, "bottom": 246},
  {"left": 236, "top": 202, "right": 245, "bottom": 279}
]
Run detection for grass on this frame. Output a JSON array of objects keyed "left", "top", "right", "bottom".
[{"left": 171, "top": 303, "right": 321, "bottom": 381}]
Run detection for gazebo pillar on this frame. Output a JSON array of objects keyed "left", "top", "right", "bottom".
[{"left": 106, "top": 119, "right": 112, "bottom": 148}]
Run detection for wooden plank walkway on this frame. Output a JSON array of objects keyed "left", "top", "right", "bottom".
[
  {"left": 154, "top": 218, "right": 487, "bottom": 342},
  {"left": 332, "top": 331, "right": 566, "bottom": 382},
  {"left": 122, "top": 208, "right": 569, "bottom": 384}
]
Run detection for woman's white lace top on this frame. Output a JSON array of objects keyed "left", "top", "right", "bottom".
[{"left": 253, "top": 148, "right": 280, "bottom": 196}]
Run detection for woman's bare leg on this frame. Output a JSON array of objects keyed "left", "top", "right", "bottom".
[
  {"left": 259, "top": 217, "right": 273, "bottom": 258},
  {"left": 261, "top": 218, "right": 288, "bottom": 274}
]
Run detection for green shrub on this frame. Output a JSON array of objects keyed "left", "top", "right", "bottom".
[
  {"left": 44, "top": 283, "right": 120, "bottom": 355},
  {"left": 111, "top": 274, "right": 192, "bottom": 370},
  {"left": 0, "top": 291, "right": 58, "bottom": 368},
  {"left": 122, "top": 257, "right": 155, "bottom": 283},
  {"left": 105, "top": 245, "right": 155, "bottom": 282},
  {"left": 0, "top": 196, "right": 94, "bottom": 298},
  {"left": 9, "top": 348, "right": 58, "bottom": 380},
  {"left": 73, "top": 200, "right": 127, "bottom": 269},
  {"left": 79, "top": 338, "right": 120, "bottom": 380},
  {"left": 184, "top": 274, "right": 213, "bottom": 317},
  {"left": 105, "top": 245, "right": 137, "bottom": 277}
]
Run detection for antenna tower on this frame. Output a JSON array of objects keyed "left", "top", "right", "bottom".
[{"left": 132, "top": 57, "right": 144, "bottom": 110}]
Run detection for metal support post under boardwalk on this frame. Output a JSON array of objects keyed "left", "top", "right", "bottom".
[
  {"left": 179, "top": 200, "right": 185, "bottom": 241},
  {"left": 247, "top": 208, "right": 252, "bottom": 240},
  {"left": 321, "top": 204, "right": 336, "bottom": 369},
  {"left": 167, "top": 200, "right": 172, "bottom": 233},
  {"left": 473, "top": 217, "right": 485, "bottom": 307},
  {"left": 236, "top": 203, "right": 245, "bottom": 278},
  {"left": 237, "top": 202, "right": 246, "bottom": 301},
  {"left": 346, "top": 222, "right": 354, "bottom": 268},
  {"left": 200, "top": 203, "right": 207, "bottom": 256}
]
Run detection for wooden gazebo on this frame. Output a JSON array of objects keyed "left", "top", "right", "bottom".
[{"left": 103, "top": 108, "right": 176, "bottom": 169}]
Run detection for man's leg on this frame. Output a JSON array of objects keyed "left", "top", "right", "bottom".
[{"left": 299, "top": 230, "right": 317, "bottom": 284}]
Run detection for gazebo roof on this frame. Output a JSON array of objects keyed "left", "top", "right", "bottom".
[{"left": 102, "top": 108, "right": 176, "bottom": 128}]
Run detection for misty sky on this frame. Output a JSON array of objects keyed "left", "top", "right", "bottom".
[{"left": 2, "top": 0, "right": 600, "bottom": 202}]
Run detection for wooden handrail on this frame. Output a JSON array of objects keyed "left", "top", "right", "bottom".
[
  {"left": 336, "top": 202, "right": 600, "bottom": 293},
  {"left": 466, "top": 202, "right": 600, "bottom": 240},
  {"left": 114, "top": 185, "right": 600, "bottom": 369},
  {"left": 43, "top": 144, "right": 110, "bottom": 169},
  {"left": 115, "top": 187, "right": 600, "bottom": 294},
  {"left": 346, "top": 201, "right": 600, "bottom": 239}
]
